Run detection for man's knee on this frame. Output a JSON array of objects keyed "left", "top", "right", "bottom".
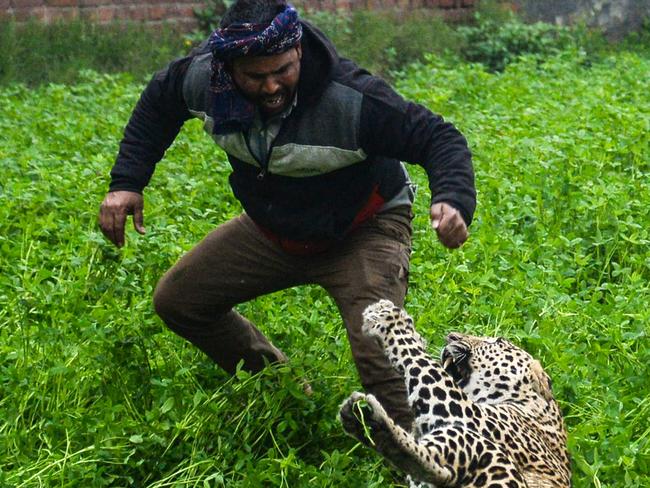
[
  {"left": 153, "top": 269, "right": 232, "bottom": 334},
  {"left": 153, "top": 273, "right": 179, "bottom": 326}
]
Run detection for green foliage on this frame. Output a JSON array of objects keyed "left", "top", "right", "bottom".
[
  {"left": 397, "top": 50, "right": 649, "bottom": 486},
  {"left": 0, "top": 20, "right": 186, "bottom": 86},
  {"left": 1, "top": 50, "right": 649, "bottom": 488},
  {"left": 314, "top": 10, "right": 461, "bottom": 75},
  {"left": 187, "top": 7, "right": 462, "bottom": 77},
  {"left": 193, "top": 0, "right": 234, "bottom": 33},
  {"left": 621, "top": 17, "right": 650, "bottom": 56},
  {"left": 186, "top": 3, "right": 619, "bottom": 77},
  {"left": 457, "top": 10, "right": 577, "bottom": 71},
  {"left": 1, "top": 5, "right": 642, "bottom": 88}
]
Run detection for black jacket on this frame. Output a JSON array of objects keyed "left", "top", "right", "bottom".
[{"left": 110, "top": 21, "right": 476, "bottom": 241}]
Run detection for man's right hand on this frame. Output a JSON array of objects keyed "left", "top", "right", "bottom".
[{"left": 99, "top": 191, "right": 146, "bottom": 248}]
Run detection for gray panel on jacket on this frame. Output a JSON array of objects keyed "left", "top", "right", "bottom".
[
  {"left": 183, "top": 53, "right": 212, "bottom": 113},
  {"left": 280, "top": 81, "right": 363, "bottom": 151}
]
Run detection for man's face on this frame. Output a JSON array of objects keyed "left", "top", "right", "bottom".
[{"left": 230, "top": 45, "right": 302, "bottom": 117}]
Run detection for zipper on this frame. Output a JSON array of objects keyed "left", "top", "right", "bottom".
[
  {"left": 243, "top": 131, "right": 267, "bottom": 180},
  {"left": 245, "top": 111, "right": 289, "bottom": 180},
  {"left": 259, "top": 143, "right": 274, "bottom": 180},
  {"left": 245, "top": 124, "right": 281, "bottom": 181}
]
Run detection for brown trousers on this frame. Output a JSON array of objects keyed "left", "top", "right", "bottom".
[{"left": 153, "top": 206, "right": 414, "bottom": 428}]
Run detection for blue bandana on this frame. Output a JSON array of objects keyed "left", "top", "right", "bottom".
[{"left": 208, "top": 5, "right": 303, "bottom": 134}]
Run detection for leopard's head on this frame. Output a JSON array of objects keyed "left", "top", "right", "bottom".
[{"left": 441, "top": 332, "right": 554, "bottom": 405}]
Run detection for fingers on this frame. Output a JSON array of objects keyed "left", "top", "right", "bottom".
[
  {"left": 98, "top": 191, "right": 145, "bottom": 248},
  {"left": 430, "top": 202, "right": 468, "bottom": 249},
  {"left": 113, "top": 209, "right": 126, "bottom": 247},
  {"left": 99, "top": 203, "right": 127, "bottom": 247},
  {"left": 133, "top": 205, "right": 146, "bottom": 235}
]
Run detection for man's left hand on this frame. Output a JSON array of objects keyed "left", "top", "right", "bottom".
[{"left": 430, "top": 202, "right": 468, "bottom": 249}]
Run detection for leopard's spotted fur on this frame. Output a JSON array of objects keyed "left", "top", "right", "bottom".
[{"left": 339, "top": 300, "right": 571, "bottom": 487}]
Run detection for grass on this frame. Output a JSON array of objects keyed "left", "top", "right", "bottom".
[
  {"left": 1, "top": 49, "right": 649, "bottom": 488},
  {"left": 0, "top": 4, "right": 640, "bottom": 87},
  {"left": 0, "top": 20, "right": 187, "bottom": 86}
]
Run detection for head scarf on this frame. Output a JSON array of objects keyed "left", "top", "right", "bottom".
[{"left": 207, "top": 5, "right": 303, "bottom": 134}]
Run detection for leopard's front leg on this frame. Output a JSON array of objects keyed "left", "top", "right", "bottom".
[
  {"left": 417, "top": 426, "right": 527, "bottom": 487},
  {"left": 339, "top": 392, "right": 452, "bottom": 486},
  {"left": 361, "top": 301, "right": 476, "bottom": 436},
  {"left": 339, "top": 393, "right": 527, "bottom": 487}
]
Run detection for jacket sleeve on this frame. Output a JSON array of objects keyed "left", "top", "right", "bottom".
[
  {"left": 109, "top": 57, "right": 194, "bottom": 193},
  {"left": 359, "top": 77, "right": 476, "bottom": 226}
]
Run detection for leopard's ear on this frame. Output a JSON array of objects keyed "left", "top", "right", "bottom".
[{"left": 529, "top": 360, "right": 554, "bottom": 402}]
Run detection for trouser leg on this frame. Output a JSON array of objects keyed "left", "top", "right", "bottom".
[
  {"left": 313, "top": 207, "right": 415, "bottom": 430},
  {"left": 153, "top": 214, "right": 296, "bottom": 374},
  {"left": 153, "top": 206, "right": 415, "bottom": 429}
]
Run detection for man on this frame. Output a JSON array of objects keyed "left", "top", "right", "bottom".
[{"left": 99, "top": 0, "right": 475, "bottom": 430}]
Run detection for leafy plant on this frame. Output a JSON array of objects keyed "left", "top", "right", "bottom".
[
  {"left": 457, "top": 11, "right": 576, "bottom": 71},
  {"left": 193, "top": 0, "right": 235, "bottom": 33},
  {"left": 0, "top": 41, "right": 649, "bottom": 488},
  {"left": 186, "top": 7, "right": 463, "bottom": 77},
  {"left": 0, "top": 19, "right": 186, "bottom": 86}
]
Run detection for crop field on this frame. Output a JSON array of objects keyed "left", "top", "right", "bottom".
[{"left": 0, "top": 50, "right": 648, "bottom": 486}]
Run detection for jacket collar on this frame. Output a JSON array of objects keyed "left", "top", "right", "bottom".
[{"left": 295, "top": 20, "right": 339, "bottom": 106}]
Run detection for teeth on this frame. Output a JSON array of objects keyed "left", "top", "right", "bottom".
[{"left": 443, "top": 357, "right": 453, "bottom": 370}]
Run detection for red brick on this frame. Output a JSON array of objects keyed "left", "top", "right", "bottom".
[
  {"left": 12, "top": 0, "right": 45, "bottom": 7},
  {"left": 112, "top": 5, "right": 147, "bottom": 21},
  {"left": 131, "top": 6, "right": 148, "bottom": 21},
  {"left": 94, "top": 5, "right": 115, "bottom": 22},
  {"left": 147, "top": 4, "right": 168, "bottom": 21},
  {"left": 4, "top": 0, "right": 481, "bottom": 25},
  {"left": 13, "top": 6, "right": 45, "bottom": 20},
  {"left": 44, "top": 6, "right": 80, "bottom": 21},
  {"left": 169, "top": 4, "right": 196, "bottom": 17},
  {"left": 109, "top": 5, "right": 127, "bottom": 19}
]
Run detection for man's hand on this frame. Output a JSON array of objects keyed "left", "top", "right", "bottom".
[
  {"left": 430, "top": 202, "right": 468, "bottom": 249},
  {"left": 99, "top": 191, "right": 146, "bottom": 248}
]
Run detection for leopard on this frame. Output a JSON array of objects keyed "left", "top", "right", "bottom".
[{"left": 339, "top": 299, "right": 571, "bottom": 487}]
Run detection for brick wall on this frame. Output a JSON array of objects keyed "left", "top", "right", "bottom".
[
  {"left": 1, "top": 0, "right": 205, "bottom": 29},
  {"left": 1, "top": 0, "right": 478, "bottom": 29},
  {"left": 298, "top": 0, "right": 476, "bottom": 20}
]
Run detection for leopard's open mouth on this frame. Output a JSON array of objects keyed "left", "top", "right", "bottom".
[{"left": 441, "top": 340, "right": 471, "bottom": 384}]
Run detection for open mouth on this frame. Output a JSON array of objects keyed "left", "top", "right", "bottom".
[
  {"left": 441, "top": 343, "right": 470, "bottom": 383},
  {"left": 261, "top": 94, "right": 286, "bottom": 112}
]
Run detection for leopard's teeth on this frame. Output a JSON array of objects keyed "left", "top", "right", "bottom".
[{"left": 443, "top": 357, "right": 453, "bottom": 371}]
